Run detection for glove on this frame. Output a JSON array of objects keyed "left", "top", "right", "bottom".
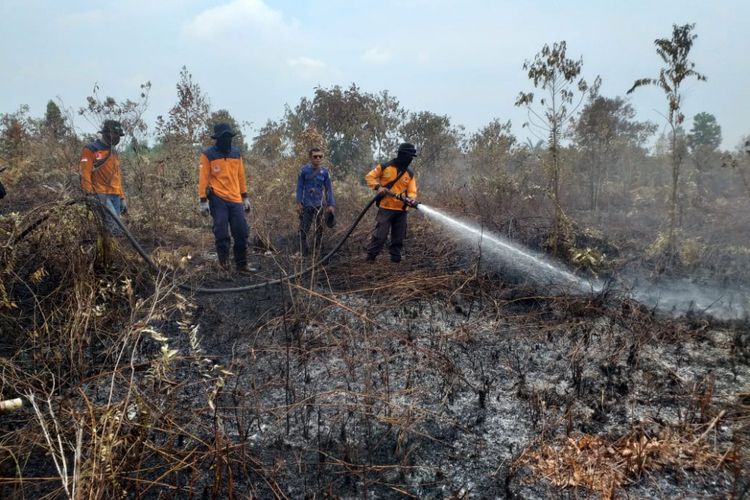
[
  {"left": 242, "top": 198, "right": 251, "bottom": 213},
  {"left": 199, "top": 200, "right": 209, "bottom": 216},
  {"left": 120, "top": 198, "right": 128, "bottom": 214},
  {"left": 403, "top": 196, "right": 418, "bottom": 208}
]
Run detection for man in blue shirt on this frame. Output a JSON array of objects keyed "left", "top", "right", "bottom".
[{"left": 296, "top": 148, "right": 336, "bottom": 256}]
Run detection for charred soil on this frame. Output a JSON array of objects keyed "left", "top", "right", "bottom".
[{"left": 0, "top": 206, "right": 748, "bottom": 499}]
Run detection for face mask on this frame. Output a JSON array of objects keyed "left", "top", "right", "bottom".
[
  {"left": 103, "top": 133, "right": 121, "bottom": 147},
  {"left": 394, "top": 154, "right": 414, "bottom": 169},
  {"left": 216, "top": 136, "right": 233, "bottom": 153}
]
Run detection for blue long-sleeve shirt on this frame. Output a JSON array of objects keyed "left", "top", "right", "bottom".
[{"left": 296, "top": 164, "right": 335, "bottom": 208}]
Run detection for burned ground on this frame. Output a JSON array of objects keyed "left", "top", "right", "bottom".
[{"left": 1, "top": 205, "right": 746, "bottom": 499}]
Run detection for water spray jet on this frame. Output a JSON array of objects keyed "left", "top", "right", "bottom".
[
  {"left": 416, "top": 204, "right": 601, "bottom": 293},
  {"left": 415, "top": 204, "right": 749, "bottom": 320}
]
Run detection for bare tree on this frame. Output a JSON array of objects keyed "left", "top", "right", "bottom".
[
  {"left": 155, "top": 66, "right": 210, "bottom": 146},
  {"left": 0, "top": 105, "right": 33, "bottom": 168},
  {"left": 79, "top": 82, "right": 151, "bottom": 142}
]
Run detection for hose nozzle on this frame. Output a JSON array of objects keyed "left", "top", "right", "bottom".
[{"left": 397, "top": 193, "right": 419, "bottom": 208}]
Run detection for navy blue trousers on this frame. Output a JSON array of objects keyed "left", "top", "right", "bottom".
[{"left": 208, "top": 193, "right": 248, "bottom": 267}]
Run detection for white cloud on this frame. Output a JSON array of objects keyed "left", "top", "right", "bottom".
[
  {"left": 183, "top": 0, "right": 298, "bottom": 41},
  {"left": 362, "top": 47, "right": 392, "bottom": 65},
  {"left": 287, "top": 57, "right": 326, "bottom": 78}
]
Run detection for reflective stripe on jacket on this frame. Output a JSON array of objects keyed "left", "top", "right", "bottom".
[
  {"left": 296, "top": 164, "right": 335, "bottom": 208},
  {"left": 198, "top": 145, "right": 248, "bottom": 204},
  {"left": 79, "top": 140, "right": 124, "bottom": 196},
  {"left": 365, "top": 163, "right": 417, "bottom": 211}
]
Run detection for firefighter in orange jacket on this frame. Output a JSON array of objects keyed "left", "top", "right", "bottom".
[
  {"left": 79, "top": 120, "right": 127, "bottom": 232},
  {"left": 364, "top": 143, "right": 418, "bottom": 263},
  {"left": 198, "top": 123, "right": 252, "bottom": 272}
]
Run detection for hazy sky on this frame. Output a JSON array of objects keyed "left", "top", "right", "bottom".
[{"left": 1, "top": 0, "right": 748, "bottom": 149}]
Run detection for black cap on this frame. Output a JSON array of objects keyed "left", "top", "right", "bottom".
[
  {"left": 100, "top": 120, "right": 125, "bottom": 136},
  {"left": 211, "top": 123, "right": 237, "bottom": 139},
  {"left": 397, "top": 142, "right": 418, "bottom": 157}
]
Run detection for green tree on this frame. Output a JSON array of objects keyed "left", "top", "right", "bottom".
[
  {"left": 251, "top": 119, "right": 288, "bottom": 168},
  {"left": 42, "top": 100, "right": 69, "bottom": 140},
  {"left": 687, "top": 112, "right": 722, "bottom": 193},
  {"left": 370, "top": 90, "right": 406, "bottom": 160},
  {"left": 398, "top": 111, "right": 464, "bottom": 189},
  {"left": 283, "top": 84, "right": 405, "bottom": 175},
  {"left": 467, "top": 118, "right": 516, "bottom": 177},
  {"left": 628, "top": 23, "right": 706, "bottom": 265},
  {"left": 289, "top": 84, "right": 375, "bottom": 174},
  {"left": 515, "top": 40, "right": 599, "bottom": 254},
  {"left": 205, "top": 109, "right": 248, "bottom": 152},
  {"left": 573, "top": 94, "right": 656, "bottom": 210},
  {"left": 687, "top": 112, "right": 721, "bottom": 153},
  {"left": 39, "top": 100, "right": 81, "bottom": 189}
]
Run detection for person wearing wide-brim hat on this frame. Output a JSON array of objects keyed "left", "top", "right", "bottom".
[
  {"left": 79, "top": 119, "right": 128, "bottom": 233},
  {"left": 198, "top": 122, "right": 253, "bottom": 273}
]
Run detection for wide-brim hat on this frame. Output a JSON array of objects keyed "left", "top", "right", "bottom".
[
  {"left": 211, "top": 122, "right": 238, "bottom": 139},
  {"left": 397, "top": 142, "right": 418, "bottom": 157},
  {"left": 100, "top": 119, "right": 125, "bottom": 136}
]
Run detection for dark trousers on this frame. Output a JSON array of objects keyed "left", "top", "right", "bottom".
[
  {"left": 208, "top": 192, "right": 248, "bottom": 267},
  {"left": 367, "top": 208, "right": 408, "bottom": 262},
  {"left": 298, "top": 206, "right": 324, "bottom": 255}
]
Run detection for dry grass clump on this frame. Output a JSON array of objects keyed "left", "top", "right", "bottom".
[
  {"left": 0, "top": 202, "right": 280, "bottom": 498},
  {"left": 516, "top": 420, "right": 738, "bottom": 499}
]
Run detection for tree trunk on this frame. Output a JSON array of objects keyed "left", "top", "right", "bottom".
[{"left": 667, "top": 123, "right": 681, "bottom": 267}]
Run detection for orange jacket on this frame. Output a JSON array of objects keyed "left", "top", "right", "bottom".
[
  {"left": 79, "top": 140, "right": 124, "bottom": 197},
  {"left": 198, "top": 145, "right": 248, "bottom": 204},
  {"left": 365, "top": 163, "right": 417, "bottom": 211}
]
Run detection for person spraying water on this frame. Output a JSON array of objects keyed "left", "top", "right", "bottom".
[
  {"left": 363, "top": 142, "right": 597, "bottom": 289},
  {"left": 364, "top": 143, "right": 420, "bottom": 263}
]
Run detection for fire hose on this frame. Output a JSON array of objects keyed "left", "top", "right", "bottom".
[
  {"left": 108, "top": 191, "right": 417, "bottom": 293},
  {"left": 8, "top": 191, "right": 418, "bottom": 294}
]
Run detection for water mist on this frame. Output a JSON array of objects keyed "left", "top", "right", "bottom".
[{"left": 417, "top": 204, "right": 749, "bottom": 320}]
